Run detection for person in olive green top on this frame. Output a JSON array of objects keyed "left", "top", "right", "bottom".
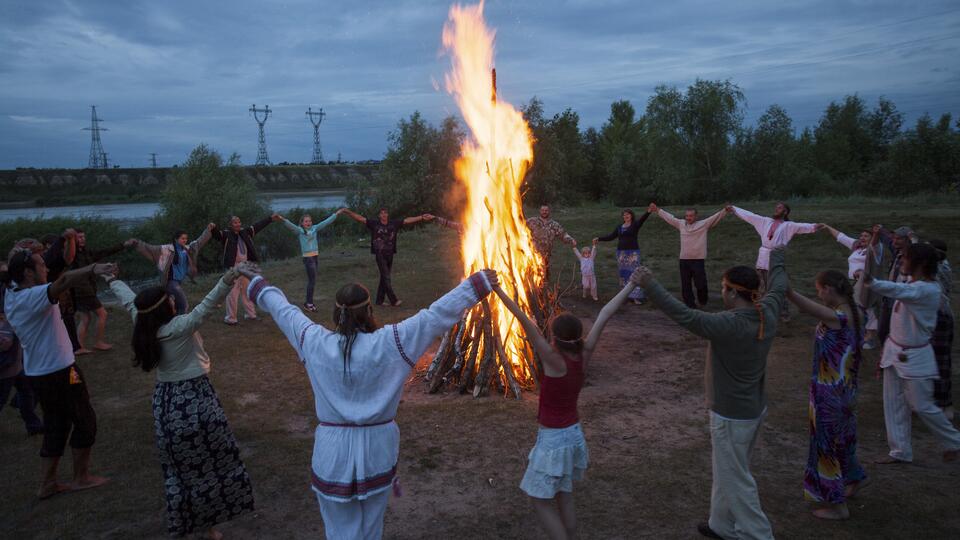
[{"left": 630, "top": 248, "right": 787, "bottom": 540}]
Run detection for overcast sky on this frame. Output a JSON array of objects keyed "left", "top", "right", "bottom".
[{"left": 1, "top": 0, "right": 958, "bottom": 169}]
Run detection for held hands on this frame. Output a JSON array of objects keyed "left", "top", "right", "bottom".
[
  {"left": 647, "top": 202, "right": 658, "bottom": 213},
  {"left": 271, "top": 213, "right": 282, "bottom": 222},
  {"left": 123, "top": 238, "right": 137, "bottom": 248},
  {"left": 222, "top": 266, "right": 241, "bottom": 286},
  {"left": 93, "top": 263, "right": 118, "bottom": 281},
  {"left": 235, "top": 261, "right": 262, "bottom": 281},
  {"left": 63, "top": 228, "right": 77, "bottom": 239},
  {"left": 629, "top": 266, "right": 654, "bottom": 288},
  {"left": 207, "top": 222, "right": 217, "bottom": 231},
  {"left": 421, "top": 214, "right": 435, "bottom": 222},
  {"left": 336, "top": 207, "right": 347, "bottom": 215},
  {"left": 481, "top": 269, "right": 499, "bottom": 290}
]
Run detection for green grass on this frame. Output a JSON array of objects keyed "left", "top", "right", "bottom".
[{"left": 1, "top": 200, "right": 958, "bottom": 539}]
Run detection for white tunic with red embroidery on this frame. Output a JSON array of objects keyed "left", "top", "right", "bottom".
[{"left": 248, "top": 273, "right": 490, "bottom": 502}]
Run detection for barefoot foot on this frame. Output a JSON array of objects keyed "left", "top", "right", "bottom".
[
  {"left": 812, "top": 504, "right": 850, "bottom": 520},
  {"left": 205, "top": 527, "right": 223, "bottom": 540},
  {"left": 70, "top": 475, "right": 110, "bottom": 492},
  {"left": 845, "top": 477, "right": 872, "bottom": 498},
  {"left": 93, "top": 343, "right": 113, "bottom": 351},
  {"left": 38, "top": 482, "right": 71, "bottom": 500}
]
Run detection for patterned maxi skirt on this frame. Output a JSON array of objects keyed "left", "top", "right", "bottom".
[
  {"left": 153, "top": 375, "right": 254, "bottom": 537},
  {"left": 617, "top": 250, "right": 645, "bottom": 301}
]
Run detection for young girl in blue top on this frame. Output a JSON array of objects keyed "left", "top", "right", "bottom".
[{"left": 280, "top": 209, "right": 344, "bottom": 311}]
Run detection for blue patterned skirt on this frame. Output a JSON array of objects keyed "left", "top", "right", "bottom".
[
  {"left": 153, "top": 375, "right": 254, "bottom": 536},
  {"left": 617, "top": 249, "right": 645, "bottom": 301}
]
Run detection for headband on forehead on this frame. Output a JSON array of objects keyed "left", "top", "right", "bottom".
[
  {"left": 336, "top": 298, "right": 370, "bottom": 309},
  {"left": 722, "top": 278, "right": 766, "bottom": 340},
  {"left": 138, "top": 294, "right": 169, "bottom": 314}
]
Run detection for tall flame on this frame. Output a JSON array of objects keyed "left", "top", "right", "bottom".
[{"left": 442, "top": 1, "right": 542, "bottom": 387}]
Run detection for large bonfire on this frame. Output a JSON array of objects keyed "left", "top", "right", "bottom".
[{"left": 425, "top": 2, "right": 548, "bottom": 398}]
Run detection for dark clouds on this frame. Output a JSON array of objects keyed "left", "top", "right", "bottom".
[{"left": 1, "top": 0, "right": 958, "bottom": 168}]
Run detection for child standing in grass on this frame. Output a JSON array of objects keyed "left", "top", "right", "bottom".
[
  {"left": 572, "top": 239, "right": 598, "bottom": 301},
  {"left": 278, "top": 210, "right": 343, "bottom": 312},
  {"left": 494, "top": 276, "right": 639, "bottom": 540}
]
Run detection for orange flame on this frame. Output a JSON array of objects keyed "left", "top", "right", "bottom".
[{"left": 442, "top": 1, "right": 541, "bottom": 387}]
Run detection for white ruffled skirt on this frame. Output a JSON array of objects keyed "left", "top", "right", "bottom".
[{"left": 520, "top": 423, "right": 589, "bottom": 499}]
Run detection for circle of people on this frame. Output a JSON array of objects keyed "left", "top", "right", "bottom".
[{"left": 0, "top": 202, "right": 955, "bottom": 540}]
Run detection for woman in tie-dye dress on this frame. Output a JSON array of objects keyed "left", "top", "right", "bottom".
[{"left": 787, "top": 270, "right": 867, "bottom": 520}]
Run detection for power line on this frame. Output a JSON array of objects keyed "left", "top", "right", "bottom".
[{"left": 306, "top": 106, "right": 326, "bottom": 164}]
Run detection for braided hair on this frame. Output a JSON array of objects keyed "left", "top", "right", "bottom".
[
  {"left": 332, "top": 283, "right": 379, "bottom": 376},
  {"left": 815, "top": 270, "right": 862, "bottom": 355}
]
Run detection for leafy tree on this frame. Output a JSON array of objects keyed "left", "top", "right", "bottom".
[{"left": 679, "top": 79, "right": 745, "bottom": 198}]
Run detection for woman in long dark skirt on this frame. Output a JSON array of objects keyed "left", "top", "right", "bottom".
[
  {"left": 106, "top": 265, "right": 254, "bottom": 539},
  {"left": 594, "top": 206, "right": 652, "bottom": 304}
]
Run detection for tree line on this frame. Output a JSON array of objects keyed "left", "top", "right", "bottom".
[{"left": 351, "top": 79, "right": 959, "bottom": 216}]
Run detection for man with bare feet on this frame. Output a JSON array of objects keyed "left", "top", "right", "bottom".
[{"left": 3, "top": 249, "right": 113, "bottom": 499}]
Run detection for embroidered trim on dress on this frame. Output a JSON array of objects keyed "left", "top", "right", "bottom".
[
  {"left": 311, "top": 465, "right": 397, "bottom": 498},
  {"left": 297, "top": 325, "right": 314, "bottom": 363},
  {"left": 247, "top": 278, "right": 270, "bottom": 304},
  {"left": 392, "top": 325, "right": 414, "bottom": 367}
]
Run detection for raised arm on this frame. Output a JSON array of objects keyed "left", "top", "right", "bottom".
[
  {"left": 702, "top": 208, "right": 727, "bottom": 230},
  {"left": 391, "top": 271, "right": 495, "bottom": 367},
  {"left": 492, "top": 285, "right": 558, "bottom": 370},
  {"left": 62, "top": 230, "right": 77, "bottom": 266},
  {"left": 656, "top": 208, "right": 682, "bottom": 230},
  {"left": 787, "top": 288, "right": 842, "bottom": 326},
  {"left": 633, "top": 211, "right": 652, "bottom": 231},
  {"left": 402, "top": 215, "right": 427, "bottom": 226},
  {"left": 108, "top": 278, "right": 139, "bottom": 322},
  {"left": 250, "top": 215, "right": 274, "bottom": 236},
  {"left": 867, "top": 279, "right": 939, "bottom": 304},
  {"left": 246, "top": 269, "right": 321, "bottom": 360},
  {"left": 48, "top": 263, "right": 114, "bottom": 301},
  {"left": 759, "top": 248, "right": 788, "bottom": 317},
  {"left": 131, "top": 239, "right": 162, "bottom": 263},
  {"left": 280, "top": 217, "right": 302, "bottom": 234},
  {"left": 731, "top": 206, "right": 768, "bottom": 234},
  {"left": 596, "top": 225, "right": 620, "bottom": 242},
  {"left": 340, "top": 208, "right": 368, "bottom": 225},
  {"left": 311, "top": 212, "right": 338, "bottom": 233},
  {"left": 583, "top": 280, "right": 638, "bottom": 357},
  {"left": 634, "top": 267, "right": 739, "bottom": 340},
  {"left": 167, "top": 274, "right": 235, "bottom": 335},
  {"left": 571, "top": 247, "right": 584, "bottom": 261},
  {"left": 86, "top": 242, "right": 126, "bottom": 262}
]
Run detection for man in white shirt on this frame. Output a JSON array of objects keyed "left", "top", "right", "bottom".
[
  {"left": 3, "top": 248, "right": 114, "bottom": 499},
  {"left": 728, "top": 202, "right": 820, "bottom": 319},
  {"left": 864, "top": 243, "right": 960, "bottom": 464},
  {"left": 651, "top": 204, "right": 728, "bottom": 308}
]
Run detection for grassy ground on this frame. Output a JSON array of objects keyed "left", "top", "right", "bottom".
[{"left": 2, "top": 200, "right": 959, "bottom": 539}]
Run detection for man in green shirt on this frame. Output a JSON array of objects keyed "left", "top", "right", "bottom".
[{"left": 631, "top": 249, "right": 787, "bottom": 540}]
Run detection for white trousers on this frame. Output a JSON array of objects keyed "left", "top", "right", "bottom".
[
  {"left": 882, "top": 367, "right": 960, "bottom": 462},
  {"left": 316, "top": 490, "right": 390, "bottom": 540},
  {"left": 708, "top": 411, "right": 774, "bottom": 540},
  {"left": 224, "top": 275, "right": 257, "bottom": 323}
]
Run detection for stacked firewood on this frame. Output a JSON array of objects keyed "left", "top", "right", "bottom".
[{"left": 423, "top": 265, "right": 574, "bottom": 399}]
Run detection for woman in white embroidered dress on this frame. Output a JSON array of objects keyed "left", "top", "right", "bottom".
[{"left": 238, "top": 264, "right": 497, "bottom": 540}]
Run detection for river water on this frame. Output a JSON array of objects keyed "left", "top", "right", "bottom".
[{"left": 0, "top": 192, "right": 347, "bottom": 226}]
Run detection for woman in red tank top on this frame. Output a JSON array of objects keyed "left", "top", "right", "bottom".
[{"left": 494, "top": 278, "right": 641, "bottom": 540}]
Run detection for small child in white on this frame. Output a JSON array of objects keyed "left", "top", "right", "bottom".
[{"left": 573, "top": 240, "right": 598, "bottom": 301}]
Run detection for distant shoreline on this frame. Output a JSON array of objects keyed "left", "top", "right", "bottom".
[{"left": 0, "top": 188, "right": 348, "bottom": 210}]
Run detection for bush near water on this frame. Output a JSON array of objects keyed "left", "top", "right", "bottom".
[{"left": 3, "top": 79, "right": 959, "bottom": 282}]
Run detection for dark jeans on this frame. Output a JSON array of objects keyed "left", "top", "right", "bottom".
[
  {"left": 374, "top": 251, "right": 398, "bottom": 305},
  {"left": 679, "top": 259, "right": 708, "bottom": 308},
  {"left": 166, "top": 280, "right": 188, "bottom": 315},
  {"left": 303, "top": 256, "right": 318, "bottom": 304},
  {"left": 0, "top": 371, "right": 43, "bottom": 433}
]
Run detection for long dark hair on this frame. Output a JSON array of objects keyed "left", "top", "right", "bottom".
[
  {"left": 131, "top": 287, "right": 175, "bottom": 372},
  {"left": 332, "top": 283, "right": 379, "bottom": 375},
  {"left": 549, "top": 312, "right": 583, "bottom": 353},
  {"left": 905, "top": 243, "right": 939, "bottom": 279},
  {"left": 815, "top": 270, "right": 862, "bottom": 353}
]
